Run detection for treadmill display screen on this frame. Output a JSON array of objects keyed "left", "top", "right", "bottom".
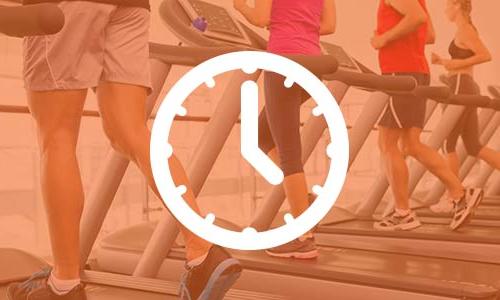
[
  {"left": 188, "top": 0, "right": 244, "bottom": 38},
  {"left": 321, "top": 42, "right": 360, "bottom": 72}
]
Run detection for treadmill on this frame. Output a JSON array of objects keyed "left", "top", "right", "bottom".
[
  {"left": 91, "top": 0, "right": 500, "bottom": 299},
  {"left": 0, "top": 3, "right": 283, "bottom": 300}
]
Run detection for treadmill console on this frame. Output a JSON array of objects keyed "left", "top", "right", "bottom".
[
  {"left": 321, "top": 42, "right": 361, "bottom": 73},
  {"left": 179, "top": 0, "right": 252, "bottom": 46}
]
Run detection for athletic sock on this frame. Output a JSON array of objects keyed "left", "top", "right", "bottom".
[
  {"left": 48, "top": 273, "right": 81, "bottom": 296},
  {"left": 187, "top": 252, "right": 209, "bottom": 268},
  {"left": 395, "top": 208, "right": 411, "bottom": 217}
]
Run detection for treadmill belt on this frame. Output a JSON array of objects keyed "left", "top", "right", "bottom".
[
  {"left": 318, "top": 220, "right": 500, "bottom": 244},
  {"left": 166, "top": 245, "right": 500, "bottom": 298},
  {"left": 0, "top": 285, "right": 176, "bottom": 300},
  {"left": 416, "top": 205, "right": 500, "bottom": 221}
]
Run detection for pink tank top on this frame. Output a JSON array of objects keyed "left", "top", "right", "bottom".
[{"left": 267, "top": 0, "right": 323, "bottom": 55}]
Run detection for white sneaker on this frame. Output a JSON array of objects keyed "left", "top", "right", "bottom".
[
  {"left": 430, "top": 197, "right": 454, "bottom": 214},
  {"left": 374, "top": 211, "right": 421, "bottom": 231},
  {"left": 450, "top": 188, "right": 484, "bottom": 231}
]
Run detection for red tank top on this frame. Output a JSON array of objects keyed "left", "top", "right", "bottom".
[{"left": 377, "top": 0, "right": 429, "bottom": 74}]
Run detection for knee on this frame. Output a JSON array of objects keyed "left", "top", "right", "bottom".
[
  {"left": 403, "top": 140, "right": 421, "bottom": 157},
  {"left": 38, "top": 128, "right": 78, "bottom": 156},
  {"left": 399, "top": 134, "right": 423, "bottom": 157},
  {"left": 278, "top": 148, "right": 303, "bottom": 177},
  {"left": 378, "top": 137, "right": 400, "bottom": 157},
  {"left": 102, "top": 121, "right": 147, "bottom": 157}
]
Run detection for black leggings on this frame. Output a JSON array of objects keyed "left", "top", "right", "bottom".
[
  {"left": 258, "top": 72, "right": 310, "bottom": 177},
  {"left": 444, "top": 73, "right": 483, "bottom": 156}
]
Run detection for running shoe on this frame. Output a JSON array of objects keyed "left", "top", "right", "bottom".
[
  {"left": 265, "top": 237, "right": 319, "bottom": 259},
  {"left": 430, "top": 197, "right": 454, "bottom": 214},
  {"left": 179, "top": 246, "right": 242, "bottom": 300},
  {"left": 450, "top": 188, "right": 484, "bottom": 230},
  {"left": 7, "top": 268, "right": 87, "bottom": 300},
  {"left": 374, "top": 210, "right": 421, "bottom": 231}
]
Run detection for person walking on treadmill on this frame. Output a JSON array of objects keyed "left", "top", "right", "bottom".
[
  {"left": 234, "top": 0, "right": 336, "bottom": 258},
  {"left": 430, "top": 0, "right": 498, "bottom": 213},
  {"left": 8, "top": 1, "right": 241, "bottom": 300},
  {"left": 372, "top": 0, "right": 482, "bottom": 231}
]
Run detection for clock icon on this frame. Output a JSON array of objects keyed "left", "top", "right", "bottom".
[{"left": 150, "top": 51, "right": 349, "bottom": 250}]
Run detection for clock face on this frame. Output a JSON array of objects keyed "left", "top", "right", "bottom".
[{"left": 150, "top": 51, "right": 349, "bottom": 251}]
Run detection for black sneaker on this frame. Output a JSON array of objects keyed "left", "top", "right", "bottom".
[
  {"left": 450, "top": 188, "right": 484, "bottom": 230},
  {"left": 265, "top": 237, "right": 319, "bottom": 259},
  {"left": 179, "top": 246, "right": 242, "bottom": 300},
  {"left": 7, "top": 268, "right": 87, "bottom": 300},
  {"left": 374, "top": 211, "right": 421, "bottom": 231}
]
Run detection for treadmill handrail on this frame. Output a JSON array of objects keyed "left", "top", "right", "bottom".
[
  {"left": 0, "top": 4, "right": 64, "bottom": 37},
  {"left": 149, "top": 43, "right": 247, "bottom": 66},
  {"left": 441, "top": 94, "right": 500, "bottom": 110},
  {"left": 150, "top": 44, "right": 339, "bottom": 77},
  {"left": 488, "top": 85, "right": 500, "bottom": 99},
  {"left": 283, "top": 54, "right": 339, "bottom": 77},
  {"left": 385, "top": 85, "right": 451, "bottom": 101},
  {"left": 325, "top": 70, "right": 418, "bottom": 92}
]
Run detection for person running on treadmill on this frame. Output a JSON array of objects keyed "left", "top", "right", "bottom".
[
  {"left": 234, "top": 0, "right": 336, "bottom": 258},
  {"left": 8, "top": 1, "right": 241, "bottom": 300},
  {"left": 430, "top": 0, "right": 498, "bottom": 213},
  {"left": 371, "top": 0, "right": 482, "bottom": 231}
]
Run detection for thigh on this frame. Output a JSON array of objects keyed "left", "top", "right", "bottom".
[
  {"left": 28, "top": 90, "right": 87, "bottom": 146},
  {"left": 401, "top": 127, "right": 423, "bottom": 151},
  {"left": 103, "top": 6, "right": 152, "bottom": 93},
  {"left": 378, "top": 126, "right": 403, "bottom": 150}
]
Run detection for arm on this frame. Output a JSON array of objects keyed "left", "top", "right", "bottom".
[
  {"left": 371, "top": 0, "right": 428, "bottom": 49},
  {"left": 320, "top": 0, "right": 336, "bottom": 35},
  {"left": 436, "top": 27, "right": 492, "bottom": 70},
  {"left": 234, "top": 0, "right": 272, "bottom": 28}
]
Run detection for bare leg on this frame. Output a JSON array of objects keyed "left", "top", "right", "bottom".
[
  {"left": 445, "top": 152, "right": 461, "bottom": 176},
  {"left": 97, "top": 82, "right": 210, "bottom": 261},
  {"left": 478, "top": 146, "right": 500, "bottom": 170},
  {"left": 266, "top": 148, "right": 309, "bottom": 216},
  {"left": 28, "top": 90, "right": 87, "bottom": 279},
  {"left": 378, "top": 127, "right": 410, "bottom": 210},
  {"left": 283, "top": 173, "right": 310, "bottom": 217},
  {"left": 402, "top": 128, "right": 464, "bottom": 199}
]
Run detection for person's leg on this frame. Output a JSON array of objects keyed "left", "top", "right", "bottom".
[
  {"left": 378, "top": 127, "right": 409, "bottom": 210},
  {"left": 26, "top": 90, "right": 88, "bottom": 295},
  {"left": 374, "top": 126, "right": 423, "bottom": 231},
  {"left": 261, "top": 72, "right": 317, "bottom": 258},
  {"left": 461, "top": 108, "right": 500, "bottom": 170},
  {"left": 445, "top": 152, "right": 461, "bottom": 175},
  {"left": 263, "top": 72, "right": 309, "bottom": 218},
  {"left": 96, "top": 82, "right": 210, "bottom": 262},
  {"left": 29, "top": 90, "right": 86, "bottom": 279},
  {"left": 402, "top": 128, "right": 464, "bottom": 199},
  {"left": 478, "top": 147, "right": 500, "bottom": 170},
  {"left": 443, "top": 108, "right": 463, "bottom": 177}
]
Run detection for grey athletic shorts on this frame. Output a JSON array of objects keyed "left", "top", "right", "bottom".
[{"left": 23, "top": 1, "right": 152, "bottom": 92}]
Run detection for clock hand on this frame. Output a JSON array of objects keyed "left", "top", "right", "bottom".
[{"left": 241, "top": 80, "right": 284, "bottom": 185}]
